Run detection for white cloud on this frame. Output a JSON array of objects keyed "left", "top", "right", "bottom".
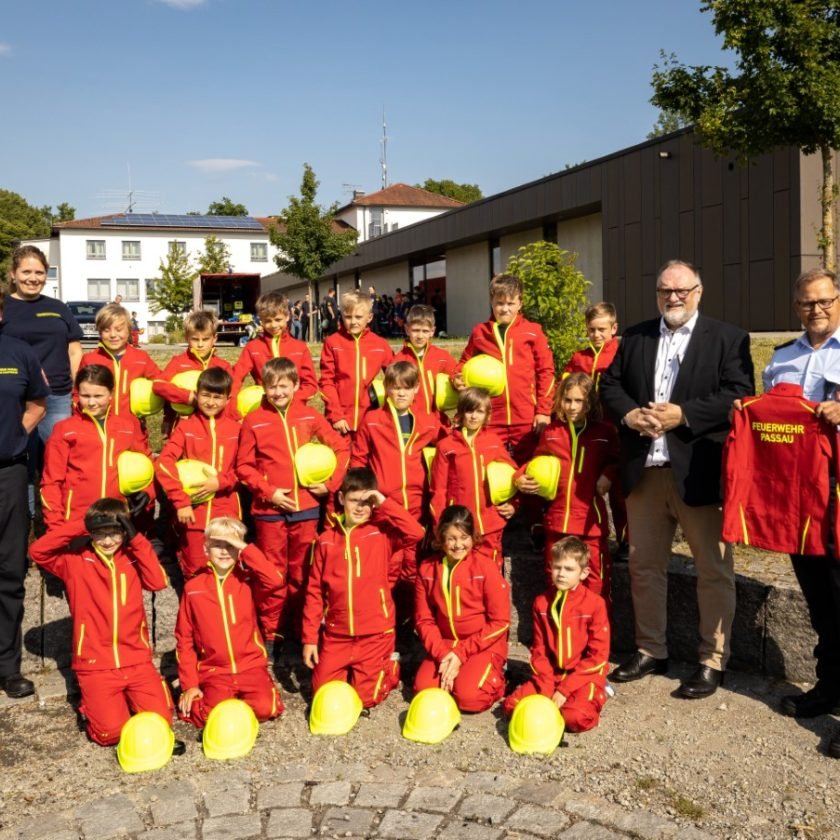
[
  {"left": 188, "top": 158, "right": 259, "bottom": 173},
  {"left": 0, "top": 43, "right": 12, "bottom": 56},
  {"left": 156, "top": 0, "right": 207, "bottom": 9}
]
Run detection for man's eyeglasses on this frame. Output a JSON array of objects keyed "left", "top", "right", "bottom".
[
  {"left": 656, "top": 284, "right": 700, "bottom": 300},
  {"left": 796, "top": 296, "right": 839, "bottom": 312}
]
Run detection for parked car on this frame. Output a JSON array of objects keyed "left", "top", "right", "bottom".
[{"left": 67, "top": 301, "right": 106, "bottom": 340}]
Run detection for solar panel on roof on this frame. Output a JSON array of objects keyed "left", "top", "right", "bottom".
[{"left": 101, "top": 214, "right": 264, "bottom": 230}]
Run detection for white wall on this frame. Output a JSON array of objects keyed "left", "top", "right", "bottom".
[
  {"left": 557, "top": 213, "right": 603, "bottom": 302},
  {"left": 360, "top": 262, "right": 410, "bottom": 297},
  {"left": 335, "top": 205, "right": 450, "bottom": 242},
  {"left": 500, "top": 228, "right": 543, "bottom": 267},
  {"left": 446, "top": 242, "right": 491, "bottom": 337}
]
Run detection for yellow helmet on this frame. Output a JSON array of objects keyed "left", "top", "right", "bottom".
[
  {"left": 309, "top": 680, "right": 363, "bottom": 736},
  {"left": 117, "top": 451, "right": 155, "bottom": 495},
  {"left": 402, "top": 688, "right": 461, "bottom": 745},
  {"left": 116, "top": 712, "right": 175, "bottom": 773},
  {"left": 525, "top": 455, "right": 561, "bottom": 500},
  {"left": 203, "top": 698, "right": 259, "bottom": 761},
  {"left": 462, "top": 355, "right": 505, "bottom": 396},
  {"left": 236, "top": 384, "right": 264, "bottom": 417},
  {"left": 486, "top": 460, "right": 517, "bottom": 504},
  {"left": 171, "top": 370, "right": 202, "bottom": 415},
  {"left": 176, "top": 459, "right": 218, "bottom": 501},
  {"left": 422, "top": 446, "right": 436, "bottom": 481},
  {"left": 369, "top": 378, "right": 386, "bottom": 408},
  {"left": 508, "top": 693, "right": 565, "bottom": 755},
  {"left": 294, "top": 442, "right": 337, "bottom": 487},
  {"left": 129, "top": 377, "right": 164, "bottom": 417},
  {"left": 434, "top": 373, "right": 459, "bottom": 412}
]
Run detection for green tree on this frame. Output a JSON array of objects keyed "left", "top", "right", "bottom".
[
  {"left": 506, "top": 242, "right": 590, "bottom": 369},
  {"left": 651, "top": 2, "right": 840, "bottom": 269},
  {"left": 197, "top": 235, "right": 233, "bottom": 274},
  {"left": 271, "top": 163, "right": 358, "bottom": 281},
  {"left": 0, "top": 189, "right": 52, "bottom": 277},
  {"left": 417, "top": 178, "right": 483, "bottom": 204},
  {"left": 207, "top": 196, "right": 248, "bottom": 216},
  {"left": 148, "top": 243, "right": 196, "bottom": 322}
]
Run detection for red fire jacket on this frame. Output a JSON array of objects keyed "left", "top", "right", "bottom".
[
  {"left": 30, "top": 520, "right": 169, "bottom": 672},
  {"left": 393, "top": 342, "right": 457, "bottom": 420},
  {"left": 414, "top": 550, "right": 510, "bottom": 663},
  {"left": 301, "top": 499, "right": 425, "bottom": 643},
  {"left": 40, "top": 408, "right": 151, "bottom": 529},
  {"left": 722, "top": 382, "right": 836, "bottom": 555},
  {"left": 175, "top": 544, "right": 282, "bottom": 691},
  {"left": 232, "top": 332, "right": 318, "bottom": 401},
  {"left": 236, "top": 398, "right": 350, "bottom": 517},
  {"left": 528, "top": 583, "right": 610, "bottom": 697},
  {"left": 318, "top": 326, "right": 393, "bottom": 431},
  {"left": 78, "top": 345, "right": 162, "bottom": 419},
  {"left": 563, "top": 338, "right": 619, "bottom": 392},
  {"left": 456, "top": 314, "right": 555, "bottom": 428},
  {"left": 156, "top": 413, "right": 242, "bottom": 530},
  {"left": 429, "top": 426, "right": 516, "bottom": 537}
]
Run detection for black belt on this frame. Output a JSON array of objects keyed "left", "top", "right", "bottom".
[{"left": 0, "top": 454, "right": 27, "bottom": 469}]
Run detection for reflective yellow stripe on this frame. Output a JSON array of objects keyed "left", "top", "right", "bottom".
[
  {"left": 482, "top": 623, "right": 510, "bottom": 642},
  {"left": 214, "top": 571, "right": 238, "bottom": 673},
  {"left": 272, "top": 334, "right": 281, "bottom": 357},
  {"left": 550, "top": 590, "right": 566, "bottom": 669},
  {"left": 739, "top": 504, "right": 750, "bottom": 546},
  {"left": 161, "top": 679, "right": 172, "bottom": 707},
  {"left": 76, "top": 623, "right": 85, "bottom": 656},
  {"left": 387, "top": 401, "right": 412, "bottom": 510},
  {"left": 65, "top": 489, "right": 74, "bottom": 522},
  {"left": 800, "top": 516, "right": 811, "bottom": 554},
  {"left": 93, "top": 548, "right": 121, "bottom": 669},
  {"left": 563, "top": 420, "right": 585, "bottom": 532},
  {"left": 455, "top": 585, "right": 461, "bottom": 616},
  {"left": 477, "top": 662, "right": 493, "bottom": 688},
  {"left": 373, "top": 669, "right": 384, "bottom": 700},
  {"left": 566, "top": 626, "right": 572, "bottom": 658},
  {"left": 441, "top": 558, "right": 461, "bottom": 641},
  {"left": 228, "top": 594, "right": 236, "bottom": 624},
  {"left": 140, "top": 620, "right": 149, "bottom": 649},
  {"left": 253, "top": 631, "right": 267, "bottom": 658},
  {"left": 353, "top": 335, "right": 362, "bottom": 430},
  {"left": 463, "top": 430, "right": 485, "bottom": 535},
  {"left": 380, "top": 588, "right": 389, "bottom": 618},
  {"left": 120, "top": 573, "right": 127, "bottom": 606}
]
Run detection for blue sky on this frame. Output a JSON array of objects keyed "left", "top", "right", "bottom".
[{"left": 1, "top": 1, "right": 728, "bottom": 219}]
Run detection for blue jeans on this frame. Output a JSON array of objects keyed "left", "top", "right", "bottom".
[{"left": 27, "top": 392, "right": 72, "bottom": 516}]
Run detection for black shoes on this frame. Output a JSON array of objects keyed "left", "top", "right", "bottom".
[
  {"left": 610, "top": 652, "right": 669, "bottom": 682},
  {"left": 1, "top": 673, "right": 35, "bottom": 698},
  {"left": 676, "top": 665, "right": 724, "bottom": 699},
  {"left": 780, "top": 685, "right": 840, "bottom": 718}
]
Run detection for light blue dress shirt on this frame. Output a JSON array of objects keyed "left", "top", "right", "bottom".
[{"left": 762, "top": 331, "right": 840, "bottom": 402}]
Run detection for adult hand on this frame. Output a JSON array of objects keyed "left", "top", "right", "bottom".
[
  {"left": 302, "top": 644, "right": 319, "bottom": 669},
  {"left": 533, "top": 413, "right": 551, "bottom": 434},
  {"left": 623, "top": 407, "right": 662, "bottom": 438},
  {"left": 515, "top": 474, "right": 541, "bottom": 495},
  {"left": 271, "top": 488, "right": 297, "bottom": 512},
  {"left": 333, "top": 419, "right": 351, "bottom": 435},
  {"left": 439, "top": 650, "right": 462, "bottom": 693},
  {"left": 644, "top": 401, "right": 685, "bottom": 432},
  {"left": 176, "top": 505, "right": 196, "bottom": 525},
  {"left": 306, "top": 482, "right": 329, "bottom": 496},
  {"left": 495, "top": 502, "right": 515, "bottom": 519},
  {"left": 178, "top": 686, "right": 203, "bottom": 717},
  {"left": 192, "top": 471, "right": 220, "bottom": 498},
  {"left": 816, "top": 401, "right": 840, "bottom": 425}
]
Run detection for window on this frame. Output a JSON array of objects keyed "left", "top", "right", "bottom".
[
  {"left": 147, "top": 321, "right": 166, "bottom": 337},
  {"left": 116, "top": 279, "right": 140, "bottom": 301},
  {"left": 168, "top": 240, "right": 187, "bottom": 256},
  {"left": 86, "top": 240, "right": 106, "bottom": 260},
  {"left": 368, "top": 209, "right": 383, "bottom": 239},
  {"left": 122, "top": 240, "right": 141, "bottom": 260},
  {"left": 87, "top": 279, "right": 111, "bottom": 301},
  {"left": 145, "top": 278, "right": 157, "bottom": 298},
  {"left": 47, "top": 266, "right": 58, "bottom": 281},
  {"left": 250, "top": 242, "right": 268, "bottom": 262}
]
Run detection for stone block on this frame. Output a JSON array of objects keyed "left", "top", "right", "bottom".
[
  {"left": 257, "top": 782, "right": 305, "bottom": 810},
  {"left": 728, "top": 576, "right": 768, "bottom": 673},
  {"left": 202, "top": 813, "right": 261, "bottom": 840},
  {"left": 377, "top": 810, "right": 443, "bottom": 839},
  {"left": 9, "top": 814, "right": 77, "bottom": 840},
  {"left": 140, "top": 781, "right": 198, "bottom": 826},
  {"left": 265, "top": 808, "right": 313, "bottom": 838},
  {"left": 506, "top": 803, "right": 570, "bottom": 835},
  {"left": 438, "top": 819, "right": 503, "bottom": 840},
  {"left": 462, "top": 772, "right": 518, "bottom": 793},
  {"left": 509, "top": 781, "right": 567, "bottom": 808},
  {"left": 404, "top": 785, "right": 463, "bottom": 813},
  {"left": 137, "top": 822, "right": 197, "bottom": 840},
  {"left": 459, "top": 793, "right": 516, "bottom": 824},
  {"left": 34, "top": 669, "right": 78, "bottom": 704},
  {"left": 559, "top": 822, "right": 624, "bottom": 839},
  {"left": 765, "top": 585, "right": 817, "bottom": 682},
  {"left": 76, "top": 794, "right": 143, "bottom": 839},
  {"left": 318, "top": 807, "right": 374, "bottom": 837},
  {"left": 353, "top": 783, "right": 407, "bottom": 808},
  {"left": 199, "top": 771, "right": 252, "bottom": 818},
  {"left": 309, "top": 781, "right": 352, "bottom": 806}
]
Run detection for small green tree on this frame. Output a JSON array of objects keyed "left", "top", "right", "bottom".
[
  {"left": 197, "top": 235, "right": 232, "bottom": 274},
  {"left": 506, "top": 242, "right": 590, "bottom": 369},
  {"left": 207, "top": 196, "right": 248, "bottom": 216},
  {"left": 0, "top": 189, "right": 52, "bottom": 277},
  {"left": 418, "top": 178, "right": 483, "bottom": 204},
  {"left": 148, "top": 243, "right": 196, "bottom": 322}
]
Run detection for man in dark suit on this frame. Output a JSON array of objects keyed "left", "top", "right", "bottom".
[{"left": 600, "top": 259, "right": 754, "bottom": 698}]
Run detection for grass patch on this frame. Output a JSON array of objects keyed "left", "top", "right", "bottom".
[
  {"left": 636, "top": 776, "right": 658, "bottom": 791},
  {"left": 670, "top": 794, "right": 705, "bottom": 820}
]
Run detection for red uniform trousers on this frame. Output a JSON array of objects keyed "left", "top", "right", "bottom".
[
  {"left": 77, "top": 661, "right": 173, "bottom": 746},
  {"left": 312, "top": 631, "right": 399, "bottom": 709},
  {"left": 502, "top": 679, "right": 606, "bottom": 732},
  {"left": 545, "top": 529, "right": 611, "bottom": 608},
  {"left": 414, "top": 649, "right": 506, "bottom": 713},
  {"left": 254, "top": 517, "right": 317, "bottom": 641},
  {"left": 185, "top": 666, "right": 283, "bottom": 728}
]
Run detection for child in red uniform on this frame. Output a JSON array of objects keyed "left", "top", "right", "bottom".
[
  {"left": 41, "top": 365, "right": 152, "bottom": 530},
  {"left": 236, "top": 357, "right": 350, "bottom": 642},
  {"left": 319, "top": 290, "right": 393, "bottom": 438},
  {"left": 393, "top": 304, "right": 457, "bottom": 423},
  {"left": 232, "top": 291, "right": 318, "bottom": 403},
  {"left": 414, "top": 506, "right": 510, "bottom": 712},
  {"left": 455, "top": 274, "right": 555, "bottom": 464},
  {"left": 430, "top": 388, "right": 516, "bottom": 570},
  {"left": 156, "top": 368, "right": 242, "bottom": 579},
  {"left": 176, "top": 517, "right": 284, "bottom": 728},
  {"left": 301, "top": 468, "right": 424, "bottom": 708},
  {"left": 503, "top": 536, "right": 610, "bottom": 733},
  {"left": 30, "top": 499, "right": 173, "bottom": 746},
  {"left": 515, "top": 373, "right": 618, "bottom": 601}
]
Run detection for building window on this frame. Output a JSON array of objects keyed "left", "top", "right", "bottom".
[
  {"left": 168, "top": 240, "right": 187, "bottom": 256},
  {"left": 47, "top": 266, "right": 58, "bottom": 281},
  {"left": 116, "top": 279, "right": 140, "bottom": 301},
  {"left": 122, "top": 240, "right": 141, "bottom": 260},
  {"left": 145, "top": 278, "right": 157, "bottom": 298},
  {"left": 250, "top": 242, "right": 268, "bottom": 262},
  {"left": 87, "top": 279, "right": 111, "bottom": 301},
  {"left": 147, "top": 321, "right": 166, "bottom": 337},
  {"left": 368, "top": 209, "right": 383, "bottom": 239},
  {"left": 86, "top": 240, "right": 106, "bottom": 260}
]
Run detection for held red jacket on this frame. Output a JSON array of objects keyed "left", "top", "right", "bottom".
[
  {"left": 152, "top": 349, "right": 236, "bottom": 424},
  {"left": 232, "top": 332, "right": 318, "bottom": 401},
  {"left": 30, "top": 520, "right": 169, "bottom": 672},
  {"left": 414, "top": 550, "right": 510, "bottom": 663},
  {"left": 301, "top": 499, "right": 425, "bottom": 643},
  {"left": 563, "top": 338, "right": 619, "bottom": 391},
  {"left": 516, "top": 418, "right": 618, "bottom": 536},
  {"left": 393, "top": 342, "right": 457, "bottom": 420},
  {"left": 318, "top": 326, "right": 393, "bottom": 431},
  {"left": 456, "top": 314, "right": 555, "bottom": 427},
  {"left": 722, "top": 382, "right": 835, "bottom": 555},
  {"left": 528, "top": 583, "right": 610, "bottom": 698},
  {"left": 175, "top": 545, "right": 283, "bottom": 691},
  {"left": 156, "top": 413, "right": 242, "bottom": 530},
  {"left": 350, "top": 404, "right": 442, "bottom": 512},
  {"left": 429, "top": 426, "right": 516, "bottom": 537},
  {"left": 236, "top": 398, "right": 350, "bottom": 517},
  {"left": 78, "top": 345, "right": 162, "bottom": 418},
  {"left": 40, "top": 408, "right": 152, "bottom": 530}
]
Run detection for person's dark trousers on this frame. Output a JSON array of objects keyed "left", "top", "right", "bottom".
[
  {"left": 0, "top": 462, "right": 29, "bottom": 677},
  {"left": 790, "top": 552, "right": 840, "bottom": 698}
]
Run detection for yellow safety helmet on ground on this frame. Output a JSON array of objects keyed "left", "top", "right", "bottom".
[
  {"left": 486, "top": 461, "right": 517, "bottom": 504},
  {"left": 402, "top": 687, "right": 461, "bottom": 745},
  {"left": 525, "top": 455, "right": 561, "bottom": 500},
  {"left": 129, "top": 377, "right": 164, "bottom": 417},
  {"left": 117, "top": 451, "right": 155, "bottom": 495},
  {"left": 309, "top": 681, "right": 363, "bottom": 736},
  {"left": 176, "top": 459, "right": 218, "bottom": 501},
  {"left": 294, "top": 442, "right": 337, "bottom": 487},
  {"left": 116, "top": 712, "right": 175, "bottom": 773},
  {"left": 508, "top": 693, "right": 565, "bottom": 755},
  {"left": 435, "top": 373, "right": 459, "bottom": 412},
  {"left": 236, "top": 384, "right": 264, "bottom": 417},
  {"left": 203, "top": 698, "right": 259, "bottom": 761},
  {"left": 171, "top": 370, "right": 201, "bottom": 415},
  {"left": 462, "top": 354, "right": 505, "bottom": 396}
]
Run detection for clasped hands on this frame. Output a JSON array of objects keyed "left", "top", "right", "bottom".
[{"left": 624, "top": 402, "right": 685, "bottom": 439}]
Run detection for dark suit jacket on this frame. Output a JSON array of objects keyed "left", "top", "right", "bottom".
[{"left": 600, "top": 314, "right": 754, "bottom": 506}]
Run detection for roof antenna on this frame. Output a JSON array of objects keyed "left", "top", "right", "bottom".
[{"left": 379, "top": 107, "right": 388, "bottom": 189}]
